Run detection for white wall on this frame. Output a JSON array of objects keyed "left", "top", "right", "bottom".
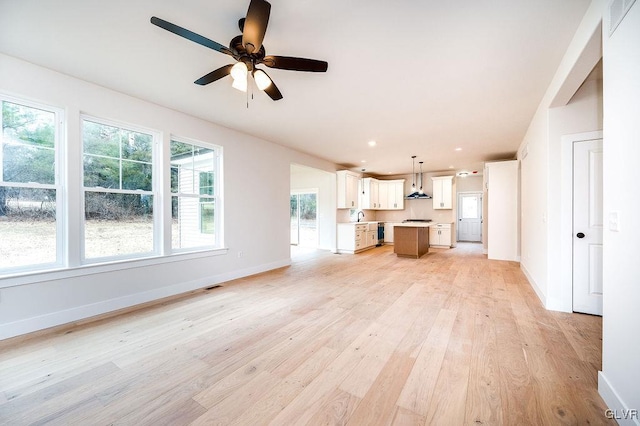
[
  {"left": 290, "top": 164, "right": 337, "bottom": 251},
  {"left": 517, "top": 0, "right": 604, "bottom": 307},
  {"left": 486, "top": 161, "right": 519, "bottom": 261},
  {"left": 599, "top": 2, "right": 640, "bottom": 421},
  {"left": 456, "top": 175, "right": 482, "bottom": 193},
  {"left": 0, "top": 53, "right": 338, "bottom": 340}
]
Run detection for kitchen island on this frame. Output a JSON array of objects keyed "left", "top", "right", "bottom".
[{"left": 393, "top": 222, "right": 434, "bottom": 259}]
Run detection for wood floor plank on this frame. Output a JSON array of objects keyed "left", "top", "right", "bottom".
[
  {"left": 0, "top": 243, "right": 613, "bottom": 424},
  {"left": 396, "top": 308, "right": 457, "bottom": 415}
]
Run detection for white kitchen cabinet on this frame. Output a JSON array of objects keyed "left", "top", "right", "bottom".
[
  {"left": 379, "top": 179, "right": 405, "bottom": 210},
  {"left": 367, "top": 230, "right": 377, "bottom": 247},
  {"left": 378, "top": 182, "right": 389, "bottom": 209},
  {"left": 431, "top": 176, "right": 454, "bottom": 209},
  {"left": 338, "top": 222, "right": 378, "bottom": 253},
  {"left": 359, "top": 178, "right": 404, "bottom": 210},
  {"left": 429, "top": 223, "right": 452, "bottom": 247},
  {"left": 337, "top": 170, "right": 360, "bottom": 209},
  {"left": 360, "top": 178, "right": 379, "bottom": 209}
]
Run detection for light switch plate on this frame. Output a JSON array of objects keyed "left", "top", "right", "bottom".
[{"left": 609, "top": 211, "right": 620, "bottom": 231}]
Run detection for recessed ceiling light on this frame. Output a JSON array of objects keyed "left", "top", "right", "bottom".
[
  {"left": 455, "top": 147, "right": 462, "bottom": 151},
  {"left": 368, "top": 140, "right": 377, "bottom": 147},
  {"left": 449, "top": 165, "right": 454, "bottom": 169},
  {"left": 361, "top": 160, "right": 366, "bottom": 163}
]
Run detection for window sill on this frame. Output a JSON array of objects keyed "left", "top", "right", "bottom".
[{"left": 0, "top": 247, "right": 230, "bottom": 288}]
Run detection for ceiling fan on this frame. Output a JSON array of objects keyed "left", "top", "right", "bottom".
[{"left": 150, "top": 0, "right": 328, "bottom": 101}]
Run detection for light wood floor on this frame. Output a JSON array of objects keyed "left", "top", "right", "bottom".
[{"left": 0, "top": 243, "right": 612, "bottom": 425}]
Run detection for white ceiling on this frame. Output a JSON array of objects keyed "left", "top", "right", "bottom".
[{"left": 0, "top": 0, "right": 591, "bottom": 175}]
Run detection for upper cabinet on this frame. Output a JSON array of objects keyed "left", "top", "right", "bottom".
[
  {"left": 360, "top": 178, "right": 379, "bottom": 209},
  {"left": 384, "top": 180, "right": 405, "bottom": 210},
  {"left": 356, "top": 177, "right": 405, "bottom": 210},
  {"left": 431, "top": 176, "right": 454, "bottom": 209},
  {"left": 337, "top": 170, "right": 360, "bottom": 209}
]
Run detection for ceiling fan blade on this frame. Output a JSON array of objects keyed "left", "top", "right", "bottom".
[
  {"left": 151, "top": 16, "right": 233, "bottom": 56},
  {"left": 261, "top": 71, "right": 283, "bottom": 101},
  {"left": 242, "top": 0, "right": 271, "bottom": 54},
  {"left": 262, "top": 56, "right": 328, "bottom": 72},
  {"left": 194, "top": 64, "right": 234, "bottom": 85}
]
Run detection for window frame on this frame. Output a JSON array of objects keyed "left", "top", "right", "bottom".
[
  {"left": 80, "top": 114, "right": 160, "bottom": 264},
  {"left": 0, "top": 96, "right": 227, "bottom": 284},
  {"left": 0, "top": 94, "right": 65, "bottom": 275},
  {"left": 169, "top": 135, "right": 223, "bottom": 252}
]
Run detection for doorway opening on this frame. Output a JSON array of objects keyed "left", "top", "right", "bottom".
[
  {"left": 457, "top": 192, "right": 483, "bottom": 242},
  {"left": 290, "top": 190, "right": 318, "bottom": 248}
]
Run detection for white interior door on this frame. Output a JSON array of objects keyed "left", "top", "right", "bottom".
[
  {"left": 457, "top": 193, "right": 482, "bottom": 242},
  {"left": 573, "top": 138, "right": 603, "bottom": 315}
]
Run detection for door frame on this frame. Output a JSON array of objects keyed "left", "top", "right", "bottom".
[
  {"left": 456, "top": 191, "right": 483, "bottom": 242},
  {"left": 290, "top": 188, "right": 319, "bottom": 248},
  {"left": 560, "top": 130, "right": 603, "bottom": 312}
]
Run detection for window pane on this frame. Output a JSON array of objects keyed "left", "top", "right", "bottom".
[
  {"left": 83, "top": 119, "right": 153, "bottom": 191},
  {"left": 84, "top": 156, "right": 119, "bottom": 188},
  {"left": 3, "top": 143, "right": 55, "bottom": 184},
  {"left": 84, "top": 192, "right": 153, "bottom": 258},
  {"left": 122, "top": 160, "right": 152, "bottom": 191},
  {"left": 0, "top": 187, "right": 56, "bottom": 269},
  {"left": 2, "top": 101, "right": 56, "bottom": 185},
  {"left": 170, "top": 140, "right": 216, "bottom": 195},
  {"left": 462, "top": 196, "right": 479, "bottom": 219},
  {"left": 121, "top": 130, "right": 152, "bottom": 162},
  {"left": 172, "top": 196, "right": 215, "bottom": 249},
  {"left": 83, "top": 120, "right": 120, "bottom": 157},
  {"left": 2, "top": 101, "right": 55, "bottom": 148}
]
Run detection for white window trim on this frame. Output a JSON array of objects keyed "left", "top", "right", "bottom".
[
  {"left": 0, "top": 94, "right": 65, "bottom": 275},
  {"left": 169, "top": 135, "right": 223, "bottom": 253},
  {"left": 80, "top": 114, "right": 160, "bottom": 264}
]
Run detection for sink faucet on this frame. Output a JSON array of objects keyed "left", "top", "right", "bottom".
[{"left": 357, "top": 211, "right": 365, "bottom": 222}]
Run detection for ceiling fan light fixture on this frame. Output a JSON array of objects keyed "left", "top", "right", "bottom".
[
  {"left": 231, "top": 76, "right": 248, "bottom": 92},
  {"left": 230, "top": 62, "right": 248, "bottom": 81},
  {"left": 253, "top": 69, "right": 272, "bottom": 90}
]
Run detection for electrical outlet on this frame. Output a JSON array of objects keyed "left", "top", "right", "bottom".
[{"left": 237, "top": 251, "right": 244, "bottom": 258}]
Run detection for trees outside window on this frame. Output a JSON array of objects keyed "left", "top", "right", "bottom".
[
  {"left": 0, "top": 95, "right": 223, "bottom": 277},
  {"left": 0, "top": 99, "right": 60, "bottom": 271},
  {"left": 82, "top": 118, "right": 155, "bottom": 260}
]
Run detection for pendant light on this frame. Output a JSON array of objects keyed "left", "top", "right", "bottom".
[
  {"left": 419, "top": 161, "right": 424, "bottom": 194},
  {"left": 361, "top": 168, "right": 366, "bottom": 194},
  {"left": 411, "top": 155, "right": 416, "bottom": 193}
]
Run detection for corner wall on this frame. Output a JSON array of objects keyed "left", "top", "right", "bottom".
[{"left": 599, "top": 2, "right": 640, "bottom": 421}]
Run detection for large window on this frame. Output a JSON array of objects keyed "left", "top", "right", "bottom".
[
  {"left": 171, "top": 139, "right": 220, "bottom": 250},
  {"left": 82, "top": 118, "right": 156, "bottom": 260},
  {"left": 0, "top": 94, "right": 224, "bottom": 278},
  {"left": 0, "top": 98, "right": 61, "bottom": 272}
]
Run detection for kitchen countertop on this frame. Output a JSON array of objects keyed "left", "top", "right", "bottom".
[{"left": 393, "top": 222, "right": 435, "bottom": 228}]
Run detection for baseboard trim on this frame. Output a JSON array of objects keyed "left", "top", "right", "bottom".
[
  {"left": 0, "top": 259, "right": 291, "bottom": 341},
  {"left": 520, "top": 263, "right": 547, "bottom": 308},
  {"left": 599, "top": 371, "right": 640, "bottom": 426}
]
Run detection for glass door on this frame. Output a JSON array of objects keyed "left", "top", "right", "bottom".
[{"left": 290, "top": 191, "right": 317, "bottom": 247}]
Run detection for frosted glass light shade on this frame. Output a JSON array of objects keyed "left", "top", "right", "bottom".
[
  {"left": 231, "top": 76, "right": 247, "bottom": 92},
  {"left": 230, "top": 62, "right": 248, "bottom": 80},
  {"left": 253, "top": 69, "right": 272, "bottom": 90}
]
